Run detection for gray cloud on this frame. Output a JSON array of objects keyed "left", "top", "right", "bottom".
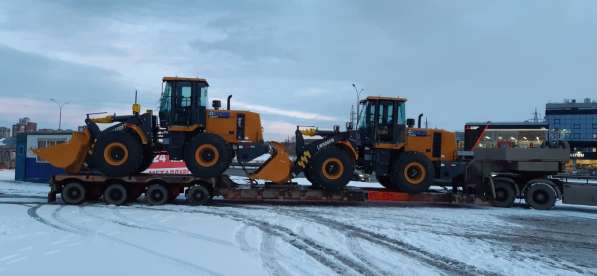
[{"left": 1, "top": 0, "right": 597, "bottom": 139}]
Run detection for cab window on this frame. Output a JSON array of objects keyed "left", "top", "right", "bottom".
[{"left": 159, "top": 82, "right": 172, "bottom": 113}]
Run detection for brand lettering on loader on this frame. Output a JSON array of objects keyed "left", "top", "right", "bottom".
[{"left": 317, "top": 139, "right": 335, "bottom": 150}]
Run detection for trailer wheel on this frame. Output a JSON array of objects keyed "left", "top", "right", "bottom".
[
  {"left": 184, "top": 134, "right": 231, "bottom": 178},
  {"left": 146, "top": 184, "right": 169, "bottom": 205},
  {"left": 103, "top": 183, "right": 128, "bottom": 205},
  {"left": 92, "top": 131, "right": 144, "bottom": 177},
  {"left": 308, "top": 146, "right": 354, "bottom": 191},
  {"left": 186, "top": 185, "right": 211, "bottom": 205},
  {"left": 525, "top": 180, "right": 557, "bottom": 210},
  {"left": 62, "top": 182, "right": 87, "bottom": 205},
  {"left": 492, "top": 178, "right": 517, "bottom": 208},
  {"left": 390, "top": 152, "right": 434, "bottom": 194}
]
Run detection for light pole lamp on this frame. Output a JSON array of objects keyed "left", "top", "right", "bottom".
[{"left": 50, "top": 99, "right": 70, "bottom": 130}]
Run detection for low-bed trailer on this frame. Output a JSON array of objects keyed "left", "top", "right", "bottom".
[
  {"left": 47, "top": 173, "right": 458, "bottom": 206},
  {"left": 47, "top": 144, "right": 597, "bottom": 208}
]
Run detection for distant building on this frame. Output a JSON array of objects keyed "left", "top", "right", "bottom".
[
  {"left": 464, "top": 122, "right": 549, "bottom": 151},
  {"left": 545, "top": 98, "right": 597, "bottom": 172},
  {"left": 0, "top": 136, "right": 16, "bottom": 169},
  {"left": 0, "top": 127, "right": 10, "bottom": 139},
  {"left": 12, "top": 117, "right": 37, "bottom": 137}
]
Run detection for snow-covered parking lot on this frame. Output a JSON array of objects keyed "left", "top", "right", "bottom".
[{"left": 1, "top": 170, "right": 596, "bottom": 276}]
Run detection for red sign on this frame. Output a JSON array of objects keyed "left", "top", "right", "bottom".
[{"left": 145, "top": 155, "right": 191, "bottom": 175}]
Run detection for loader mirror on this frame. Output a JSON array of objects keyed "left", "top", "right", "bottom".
[
  {"left": 212, "top": 100, "right": 222, "bottom": 110},
  {"left": 406, "top": 118, "right": 415, "bottom": 128}
]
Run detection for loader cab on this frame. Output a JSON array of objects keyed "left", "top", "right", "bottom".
[
  {"left": 159, "top": 77, "right": 209, "bottom": 128},
  {"left": 357, "top": 97, "right": 407, "bottom": 146}
]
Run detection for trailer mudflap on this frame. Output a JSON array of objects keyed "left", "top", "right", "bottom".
[{"left": 48, "top": 178, "right": 58, "bottom": 203}]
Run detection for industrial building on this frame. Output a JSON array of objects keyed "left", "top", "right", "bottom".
[{"left": 545, "top": 98, "right": 597, "bottom": 173}]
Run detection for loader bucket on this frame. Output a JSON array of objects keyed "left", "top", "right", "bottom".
[
  {"left": 33, "top": 129, "right": 91, "bottom": 174},
  {"left": 250, "top": 142, "right": 293, "bottom": 184}
]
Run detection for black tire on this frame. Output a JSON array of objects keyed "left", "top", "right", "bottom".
[
  {"left": 525, "top": 180, "right": 557, "bottom": 210},
  {"left": 146, "top": 184, "right": 169, "bottom": 205},
  {"left": 91, "top": 131, "right": 144, "bottom": 177},
  {"left": 307, "top": 146, "right": 355, "bottom": 191},
  {"left": 376, "top": 175, "right": 397, "bottom": 189},
  {"left": 390, "top": 152, "right": 434, "bottom": 194},
  {"left": 186, "top": 185, "right": 212, "bottom": 205},
  {"left": 103, "top": 183, "right": 128, "bottom": 205},
  {"left": 138, "top": 146, "right": 155, "bottom": 173},
  {"left": 492, "top": 178, "right": 517, "bottom": 208},
  {"left": 184, "top": 133, "right": 232, "bottom": 178},
  {"left": 62, "top": 182, "right": 86, "bottom": 205}
]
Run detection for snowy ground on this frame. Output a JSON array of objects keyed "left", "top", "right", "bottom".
[{"left": 0, "top": 170, "right": 596, "bottom": 276}]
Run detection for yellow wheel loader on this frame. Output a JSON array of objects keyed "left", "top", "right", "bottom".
[
  {"left": 35, "top": 77, "right": 293, "bottom": 183},
  {"left": 292, "top": 96, "right": 458, "bottom": 193}
]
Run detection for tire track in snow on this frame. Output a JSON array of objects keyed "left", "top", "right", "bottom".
[
  {"left": 26, "top": 204, "right": 78, "bottom": 233},
  {"left": 80, "top": 206, "right": 235, "bottom": 247},
  {"left": 134, "top": 206, "right": 378, "bottom": 276},
  {"left": 276, "top": 208, "right": 502, "bottom": 276},
  {"left": 51, "top": 205, "right": 225, "bottom": 276}
]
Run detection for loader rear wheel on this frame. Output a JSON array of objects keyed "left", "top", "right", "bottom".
[
  {"left": 103, "top": 183, "right": 128, "bottom": 205},
  {"left": 92, "top": 131, "right": 143, "bottom": 177},
  {"left": 390, "top": 152, "right": 434, "bottom": 194},
  {"left": 138, "top": 147, "right": 155, "bottom": 173},
  {"left": 146, "top": 184, "right": 169, "bottom": 205},
  {"left": 62, "top": 182, "right": 86, "bottom": 205},
  {"left": 376, "top": 175, "right": 397, "bottom": 189},
  {"left": 308, "top": 146, "right": 354, "bottom": 191},
  {"left": 184, "top": 134, "right": 231, "bottom": 178}
]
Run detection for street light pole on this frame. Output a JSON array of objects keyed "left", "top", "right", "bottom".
[
  {"left": 352, "top": 83, "right": 365, "bottom": 126},
  {"left": 50, "top": 99, "right": 70, "bottom": 130}
]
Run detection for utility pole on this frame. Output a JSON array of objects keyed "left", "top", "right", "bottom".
[
  {"left": 50, "top": 99, "right": 69, "bottom": 130},
  {"left": 352, "top": 83, "right": 365, "bottom": 126}
]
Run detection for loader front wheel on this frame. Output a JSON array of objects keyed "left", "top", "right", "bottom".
[
  {"left": 184, "top": 134, "right": 231, "bottom": 178},
  {"left": 308, "top": 146, "right": 354, "bottom": 191},
  {"left": 390, "top": 152, "right": 434, "bottom": 194},
  {"left": 92, "top": 131, "right": 143, "bottom": 177}
]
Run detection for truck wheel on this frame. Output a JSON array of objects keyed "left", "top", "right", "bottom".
[
  {"left": 492, "top": 178, "right": 517, "bottom": 208},
  {"left": 525, "top": 180, "right": 557, "bottom": 210},
  {"left": 186, "top": 185, "right": 211, "bottom": 205},
  {"left": 307, "top": 146, "right": 355, "bottom": 191},
  {"left": 62, "top": 182, "right": 86, "bottom": 205},
  {"left": 103, "top": 183, "right": 128, "bottom": 205},
  {"left": 184, "top": 134, "right": 231, "bottom": 178},
  {"left": 390, "top": 152, "right": 434, "bottom": 194},
  {"left": 92, "top": 131, "right": 143, "bottom": 177},
  {"left": 146, "top": 184, "right": 169, "bottom": 205}
]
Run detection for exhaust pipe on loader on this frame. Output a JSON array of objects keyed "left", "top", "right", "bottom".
[{"left": 33, "top": 129, "right": 92, "bottom": 174}]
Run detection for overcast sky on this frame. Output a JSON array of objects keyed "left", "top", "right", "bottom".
[{"left": 1, "top": 0, "right": 596, "bottom": 139}]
